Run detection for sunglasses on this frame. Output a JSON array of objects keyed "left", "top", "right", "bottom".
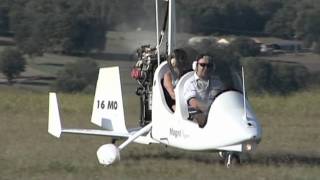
[{"left": 198, "top": 63, "right": 211, "bottom": 67}]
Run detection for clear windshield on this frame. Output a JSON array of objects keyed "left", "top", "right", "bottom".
[
  {"left": 214, "top": 67, "right": 243, "bottom": 93},
  {"left": 207, "top": 66, "right": 243, "bottom": 97},
  {"left": 191, "top": 67, "right": 243, "bottom": 117}
]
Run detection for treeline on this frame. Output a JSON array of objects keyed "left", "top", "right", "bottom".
[
  {"left": 0, "top": 0, "right": 115, "bottom": 55},
  {"left": 1, "top": 0, "right": 320, "bottom": 55},
  {"left": 179, "top": 0, "right": 320, "bottom": 51}
]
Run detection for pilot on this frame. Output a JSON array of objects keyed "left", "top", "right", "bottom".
[
  {"left": 163, "top": 49, "right": 188, "bottom": 111},
  {"left": 183, "top": 54, "right": 224, "bottom": 128}
]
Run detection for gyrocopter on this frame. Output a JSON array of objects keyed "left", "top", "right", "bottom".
[{"left": 48, "top": 0, "right": 262, "bottom": 168}]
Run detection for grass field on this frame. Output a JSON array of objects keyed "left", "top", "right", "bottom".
[{"left": 0, "top": 86, "right": 320, "bottom": 180}]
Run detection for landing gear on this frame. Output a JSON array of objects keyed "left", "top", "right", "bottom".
[
  {"left": 218, "top": 151, "right": 227, "bottom": 163},
  {"left": 218, "top": 151, "right": 241, "bottom": 168},
  {"left": 225, "top": 152, "right": 240, "bottom": 168}
]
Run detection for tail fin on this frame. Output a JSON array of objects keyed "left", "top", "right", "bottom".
[
  {"left": 91, "top": 67, "right": 128, "bottom": 134},
  {"left": 48, "top": 92, "right": 62, "bottom": 138}
]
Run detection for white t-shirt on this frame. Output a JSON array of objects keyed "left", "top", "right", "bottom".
[{"left": 183, "top": 72, "right": 224, "bottom": 106}]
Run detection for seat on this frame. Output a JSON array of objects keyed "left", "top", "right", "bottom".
[
  {"left": 175, "top": 71, "right": 194, "bottom": 120},
  {"left": 153, "top": 61, "right": 173, "bottom": 113}
]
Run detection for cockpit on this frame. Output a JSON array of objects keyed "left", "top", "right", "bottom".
[
  {"left": 160, "top": 60, "right": 244, "bottom": 124},
  {"left": 132, "top": 44, "right": 244, "bottom": 128}
]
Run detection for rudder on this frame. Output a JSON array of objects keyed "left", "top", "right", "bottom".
[{"left": 91, "top": 67, "right": 128, "bottom": 134}]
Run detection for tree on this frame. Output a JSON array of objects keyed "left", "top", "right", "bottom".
[
  {"left": 294, "top": 8, "right": 320, "bottom": 50},
  {"left": 9, "top": 0, "right": 46, "bottom": 56},
  {"left": 270, "top": 63, "right": 309, "bottom": 94},
  {"left": 251, "top": 0, "right": 283, "bottom": 21},
  {"left": 9, "top": 0, "right": 111, "bottom": 56},
  {"left": 54, "top": 59, "right": 98, "bottom": 92},
  {"left": 0, "top": 4, "right": 9, "bottom": 34},
  {"left": 264, "top": 5, "right": 297, "bottom": 39},
  {"left": 0, "top": 47, "right": 26, "bottom": 84},
  {"left": 220, "top": 2, "right": 264, "bottom": 32}
]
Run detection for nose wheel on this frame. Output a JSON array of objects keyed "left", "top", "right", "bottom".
[{"left": 218, "top": 151, "right": 240, "bottom": 168}]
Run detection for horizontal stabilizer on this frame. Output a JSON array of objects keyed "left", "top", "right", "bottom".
[
  {"left": 62, "top": 128, "right": 130, "bottom": 138},
  {"left": 47, "top": 92, "right": 155, "bottom": 149}
]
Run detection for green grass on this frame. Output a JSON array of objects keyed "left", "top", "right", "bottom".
[
  {"left": 24, "top": 53, "right": 136, "bottom": 76},
  {"left": 0, "top": 86, "right": 320, "bottom": 180},
  {"left": 251, "top": 90, "right": 320, "bottom": 154}
]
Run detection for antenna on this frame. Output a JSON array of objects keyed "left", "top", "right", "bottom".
[{"left": 242, "top": 66, "right": 248, "bottom": 121}]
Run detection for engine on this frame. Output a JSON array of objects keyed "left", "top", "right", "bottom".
[{"left": 131, "top": 45, "right": 166, "bottom": 127}]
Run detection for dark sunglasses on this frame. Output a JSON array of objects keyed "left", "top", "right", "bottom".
[{"left": 198, "top": 63, "right": 212, "bottom": 67}]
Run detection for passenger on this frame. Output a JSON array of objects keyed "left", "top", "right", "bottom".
[
  {"left": 183, "top": 55, "right": 224, "bottom": 128},
  {"left": 163, "top": 49, "right": 187, "bottom": 111}
]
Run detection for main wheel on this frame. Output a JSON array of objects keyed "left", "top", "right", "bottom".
[{"left": 225, "top": 153, "right": 240, "bottom": 168}]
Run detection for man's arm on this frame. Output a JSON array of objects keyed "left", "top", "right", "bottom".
[{"left": 188, "top": 98, "right": 208, "bottom": 113}]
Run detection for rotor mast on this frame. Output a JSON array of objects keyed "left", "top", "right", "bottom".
[
  {"left": 155, "top": 0, "right": 176, "bottom": 65},
  {"left": 155, "top": 0, "right": 160, "bottom": 65},
  {"left": 168, "top": 0, "right": 176, "bottom": 55}
]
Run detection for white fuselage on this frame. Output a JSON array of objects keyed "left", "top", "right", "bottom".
[{"left": 151, "top": 62, "right": 262, "bottom": 152}]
